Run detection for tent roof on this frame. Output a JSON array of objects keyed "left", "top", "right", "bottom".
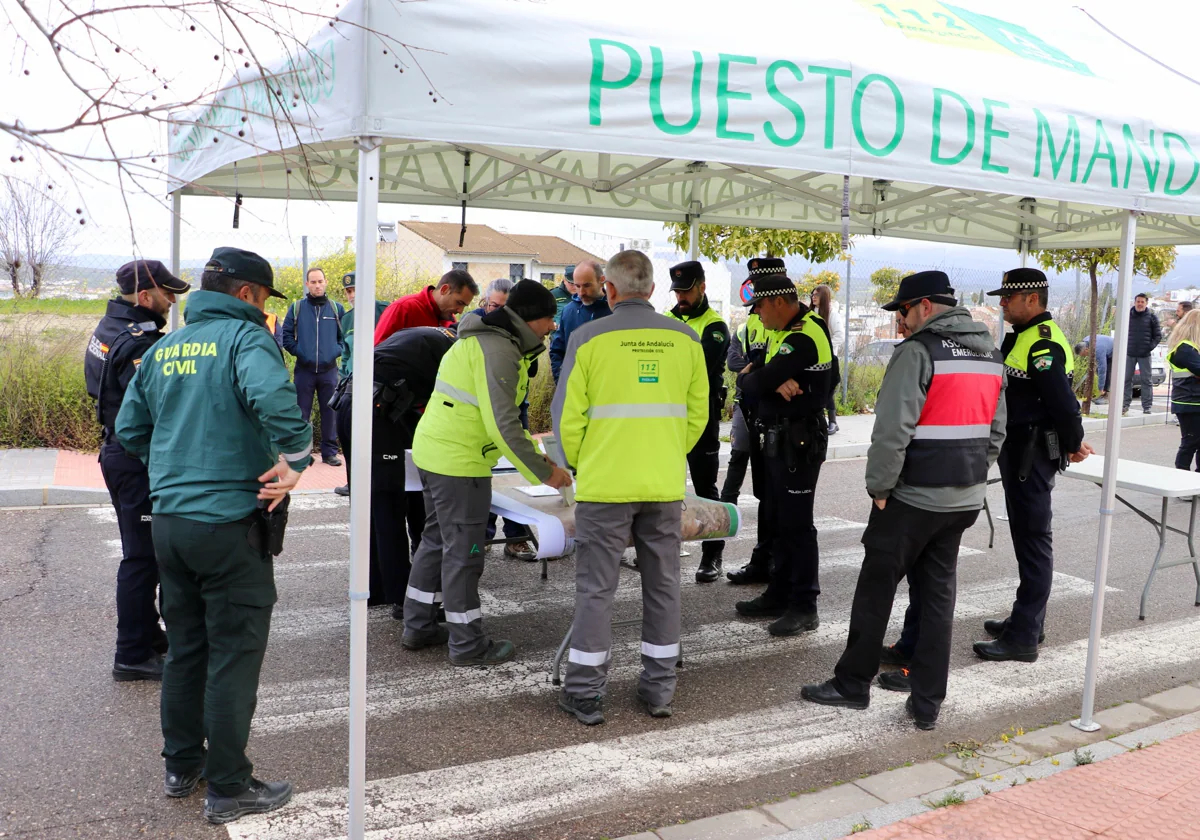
[{"left": 169, "top": 0, "right": 1200, "bottom": 250}]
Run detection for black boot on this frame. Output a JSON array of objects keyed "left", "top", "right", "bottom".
[
  {"left": 695, "top": 544, "right": 723, "bottom": 583},
  {"left": 727, "top": 543, "right": 771, "bottom": 584},
  {"left": 984, "top": 617, "right": 1045, "bottom": 644},
  {"left": 973, "top": 638, "right": 1039, "bottom": 662}
]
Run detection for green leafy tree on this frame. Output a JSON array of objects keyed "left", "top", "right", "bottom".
[
  {"left": 1034, "top": 246, "right": 1176, "bottom": 414},
  {"left": 796, "top": 269, "right": 842, "bottom": 299},
  {"left": 869, "top": 267, "right": 914, "bottom": 306},
  {"left": 663, "top": 223, "right": 845, "bottom": 263}
]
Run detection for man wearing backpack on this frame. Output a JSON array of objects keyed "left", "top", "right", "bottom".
[{"left": 282, "top": 267, "right": 345, "bottom": 465}]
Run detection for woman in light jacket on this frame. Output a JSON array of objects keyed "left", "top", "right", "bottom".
[
  {"left": 1168, "top": 309, "right": 1200, "bottom": 471},
  {"left": 812, "top": 284, "right": 843, "bottom": 435}
]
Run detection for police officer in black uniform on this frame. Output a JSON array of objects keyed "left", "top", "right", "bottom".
[
  {"left": 733, "top": 258, "right": 835, "bottom": 636},
  {"left": 85, "top": 259, "right": 190, "bottom": 681},
  {"left": 335, "top": 326, "right": 457, "bottom": 619},
  {"left": 665, "top": 260, "right": 730, "bottom": 582},
  {"left": 976, "top": 268, "right": 1093, "bottom": 662}
]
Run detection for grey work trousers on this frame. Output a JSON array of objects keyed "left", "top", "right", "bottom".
[
  {"left": 564, "top": 500, "right": 683, "bottom": 707},
  {"left": 403, "top": 470, "right": 492, "bottom": 660}
]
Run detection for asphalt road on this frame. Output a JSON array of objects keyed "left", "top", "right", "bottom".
[{"left": 4, "top": 424, "right": 1200, "bottom": 840}]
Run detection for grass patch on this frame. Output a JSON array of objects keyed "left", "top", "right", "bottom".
[
  {"left": 925, "top": 790, "right": 966, "bottom": 809},
  {"left": 0, "top": 297, "right": 109, "bottom": 315},
  {"left": 1073, "top": 748, "right": 1094, "bottom": 765},
  {"left": 834, "top": 361, "right": 885, "bottom": 415},
  {"left": 849, "top": 819, "right": 873, "bottom": 834},
  {"left": 0, "top": 319, "right": 99, "bottom": 449}
]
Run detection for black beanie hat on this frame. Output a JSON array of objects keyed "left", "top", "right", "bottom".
[{"left": 507, "top": 279, "right": 558, "bottom": 323}]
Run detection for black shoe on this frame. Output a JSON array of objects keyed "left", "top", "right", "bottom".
[
  {"left": 559, "top": 693, "right": 605, "bottom": 725},
  {"left": 1144, "top": 408, "right": 1153, "bottom": 415},
  {"left": 391, "top": 604, "right": 404, "bottom": 621},
  {"left": 324, "top": 455, "right": 343, "bottom": 467},
  {"left": 637, "top": 691, "right": 672, "bottom": 719},
  {"left": 204, "top": 778, "right": 293, "bottom": 825},
  {"left": 164, "top": 767, "right": 204, "bottom": 798},
  {"left": 735, "top": 595, "right": 786, "bottom": 618},
  {"left": 113, "top": 653, "right": 164, "bottom": 682},
  {"left": 151, "top": 629, "right": 169, "bottom": 656},
  {"left": 800, "top": 680, "right": 869, "bottom": 710},
  {"left": 983, "top": 618, "right": 1044, "bottom": 644},
  {"left": 401, "top": 625, "right": 448, "bottom": 650},
  {"left": 695, "top": 550, "right": 722, "bottom": 583},
  {"left": 334, "top": 484, "right": 350, "bottom": 497},
  {"left": 767, "top": 609, "right": 819, "bottom": 637},
  {"left": 906, "top": 696, "right": 937, "bottom": 731},
  {"left": 827, "top": 421, "right": 840, "bottom": 436},
  {"left": 726, "top": 562, "right": 770, "bottom": 585},
  {"left": 973, "top": 638, "right": 1039, "bottom": 663},
  {"left": 450, "top": 639, "right": 515, "bottom": 667},
  {"left": 877, "top": 668, "right": 911, "bottom": 692},
  {"left": 880, "top": 644, "right": 912, "bottom": 667}
]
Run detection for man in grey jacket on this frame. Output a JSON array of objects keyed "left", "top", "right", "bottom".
[{"left": 802, "top": 271, "right": 1006, "bottom": 731}]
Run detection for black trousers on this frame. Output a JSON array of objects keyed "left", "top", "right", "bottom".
[
  {"left": 99, "top": 440, "right": 164, "bottom": 665},
  {"left": 295, "top": 365, "right": 339, "bottom": 460},
  {"left": 742, "top": 431, "right": 775, "bottom": 570},
  {"left": 762, "top": 457, "right": 822, "bottom": 612},
  {"left": 1177, "top": 412, "right": 1200, "bottom": 471},
  {"left": 688, "top": 408, "right": 723, "bottom": 554},
  {"left": 999, "top": 440, "right": 1058, "bottom": 646},
  {"left": 834, "top": 499, "right": 978, "bottom": 720}
]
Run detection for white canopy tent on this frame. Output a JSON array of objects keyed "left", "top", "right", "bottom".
[{"left": 168, "top": 0, "right": 1200, "bottom": 835}]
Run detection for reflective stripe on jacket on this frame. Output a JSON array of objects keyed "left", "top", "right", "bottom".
[
  {"left": 902, "top": 331, "right": 1004, "bottom": 487},
  {"left": 551, "top": 298, "right": 708, "bottom": 503}
]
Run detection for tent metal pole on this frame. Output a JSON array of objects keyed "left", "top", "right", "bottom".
[
  {"left": 347, "top": 137, "right": 381, "bottom": 839},
  {"left": 1073, "top": 209, "right": 1138, "bottom": 733},
  {"left": 842, "top": 257, "right": 851, "bottom": 402},
  {"left": 168, "top": 193, "right": 182, "bottom": 332},
  {"left": 688, "top": 215, "right": 699, "bottom": 260}
]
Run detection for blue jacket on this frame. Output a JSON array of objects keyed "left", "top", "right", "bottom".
[
  {"left": 550, "top": 296, "right": 611, "bottom": 381},
  {"left": 282, "top": 295, "right": 344, "bottom": 372},
  {"left": 1080, "top": 334, "right": 1114, "bottom": 391}
]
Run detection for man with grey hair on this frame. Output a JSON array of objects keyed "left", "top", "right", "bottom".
[
  {"left": 803, "top": 271, "right": 1006, "bottom": 731},
  {"left": 550, "top": 259, "right": 610, "bottom": 381},
  {"left": 553, "top": 249, "right": 708, "bottom": 725}
]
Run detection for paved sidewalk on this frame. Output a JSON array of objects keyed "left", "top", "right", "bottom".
[{"left": 615, "top": 684, "right": 1200, "bottom": 840}]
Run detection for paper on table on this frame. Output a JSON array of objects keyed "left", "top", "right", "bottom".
[{"left": 516, "top": 485, "right": 560, "bottom": 498}]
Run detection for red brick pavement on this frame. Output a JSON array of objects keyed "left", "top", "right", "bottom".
[{"left": 854, "top": 729, "right": 1200, "bottom": 839}]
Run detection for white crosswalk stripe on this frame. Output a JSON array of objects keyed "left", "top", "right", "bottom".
[
  {"left": 227, "top": 615, "right": 1200, "bottom": 840},
  {"left": 251, "top": 573, "right": 1105, "bottom": 736}
]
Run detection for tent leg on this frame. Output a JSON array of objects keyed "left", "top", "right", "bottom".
[
  {"left": 688, "top": 215, "right": 699, "bottom": 260},
  {"left": 347, "top": 137, "right": 381, "bottom": 840},
  {"left": 168, "top": 193, "right": 182, "bottom": 332},
  {"left": 1073, "top": 209, "right": 1138, "bottom": 733},
  {"left": 842, "top": 258, "right": 851, "bottom": 402}
]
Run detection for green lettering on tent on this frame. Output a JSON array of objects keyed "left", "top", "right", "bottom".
[
  {"left": 649, "top": 47, "right": 702, "bottom": 136},
  {"left": 716, "top": 53, "right": 757, "bottom": 142},
  {"left": 1033, "top": 110, "right": 1081, "bottom": 182},
  {"left": 981, "top": 99, "right": 1010, "bottom": 174},
  {"left": 1122, "top": 126, "right": 1160, "bottom": 192},
  {"left": 1163, "top": 133, "right": 1200, "bottom": 197},
  {"left": 808, "top": 65, "right": 851, "bottom": 150},
  {"left": 930, "top": 88, "right": 975, "bottom": 167},
  {"left": 1083, "top": 120, "right": 1118, "bottom": 188},
  {"left": 589, "top": 39, "right": 643, "bottom": 126},
  {"left": 764, "top": 60, "right": 805, "bottom": 148},
  {"left": 852, "top": 74, "right": 904, "bottom": 158}
]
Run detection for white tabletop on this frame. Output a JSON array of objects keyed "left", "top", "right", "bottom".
[{"left": 1064, "top": 455, "right": 1200, "bottom": 498}]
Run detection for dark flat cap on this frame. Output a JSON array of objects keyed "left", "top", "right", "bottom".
[
  {"left": 204, "top": 247, "right": 284, "bottom": 299},
  {"left": 342, "top": 272, "right": 356, "bottom": 290},
  {"left": 988, "top": 267, "right": 1048, "bottom": 296},
  {"left": 116, "top": 260, "right": 190, "bottom": 295},
  {"left": 669, "top": 260, "right": 705, "bottom": 291},
  {"left": 881, "top": 270, "right": 957, "bottom": 311}
]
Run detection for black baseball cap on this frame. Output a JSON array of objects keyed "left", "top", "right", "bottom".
[
  {"left": 115, "top": 260, "right": 190, "bottom": 295},
  {"left": 987, "top": 267, "right": 1048, "bottom": 297},
  {"left": 342, "top": 272, "right": 356, "bottom": 290},
  {"left": 881, "top": 270, "right": 957, "bottom": 311},
  {"left": 204, "top": 247, "right": 285, "bottom": 298},
  {"left": 669, "top": 260, "right": 705, "bottom": 291}
]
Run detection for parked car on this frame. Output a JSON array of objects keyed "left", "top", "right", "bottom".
[{"left": 853, "top": 339, "right": 903, "bottom": 366}]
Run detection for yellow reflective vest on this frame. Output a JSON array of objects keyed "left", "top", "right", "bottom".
[
  {"left": 552, "top": 299, "right": 709, "bottom": 503},
  {"left": 412, "top": 311, "right": 552, "bottom": 485}
]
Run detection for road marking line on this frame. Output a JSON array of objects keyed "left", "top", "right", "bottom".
[{"left": 228, "top": 614, "right": 1200, "bottom": 840}]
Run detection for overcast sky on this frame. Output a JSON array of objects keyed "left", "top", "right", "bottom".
[{"left": 3, "top": 0, "right": 1199, "bottom": 264}]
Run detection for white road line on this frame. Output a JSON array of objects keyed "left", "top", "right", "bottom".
[
  {"left": 251, "top": 574, "right": 1100, "bottom": 735},
  {"left": 289, "top": 495, "right": 350, "bottom": 511},
  {"left": 227, "top": 614, "right": 1200, "bottom": 840},
  {"left": 87, "top": 507, "right": 116, "bottom": 524}
]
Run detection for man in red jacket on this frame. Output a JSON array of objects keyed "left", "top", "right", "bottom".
[{"left": 374, "top": 270, "right": 479, "bottom": 345}]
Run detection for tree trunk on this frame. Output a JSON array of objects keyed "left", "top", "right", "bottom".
[
  {"left": 29, "top": 263, "right": 42, "bottom": 298},
  {"left": 6, "top": 264, "right": 18, "bottom": 296},
  {"left": 1083, "top": 263, "right": 1099, "bottom": 416}
]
